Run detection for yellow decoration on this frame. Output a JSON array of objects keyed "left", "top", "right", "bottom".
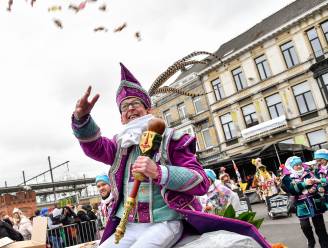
[
  {"left": 239, "top": 182, "right": 248, "bottom": 192},
  {"left": 48, "top": 5, "right": 62, "bottom": 12},
  {"left": 139, "top": 131, "right": 156, "bottom": 154},
  {"left": 283, "top": 92, "right": 289, "bottom": 105},
  {"left": 294, "top": 135, "right": 307, "bottom": 146},
  {"left": 254, "top": 101, "right": 261, "bottom": 114},
  {"left": 115, "top": 197, "right": 136, "bottom": 244},
  {"left": 231, "top": 111, "right": 238, "bottom": 123}
]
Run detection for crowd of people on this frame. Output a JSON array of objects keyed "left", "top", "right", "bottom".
[
  {"left": 278, "top": 149, "right": 328, "bottom": 248},
  {"left": 0, "top": 203, "right": 101, "bottom": 247}
]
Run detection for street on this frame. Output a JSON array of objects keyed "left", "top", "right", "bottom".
[{"left": 254, "top": 202, "right": 328, "bottom": 247}]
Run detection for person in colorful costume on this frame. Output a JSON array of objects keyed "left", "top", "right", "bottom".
[
  {"left": 200, "top": 169, "right": 241, "bottom": 213},
  {"left": 96, "top": 173, "right": 113, "bottom": 229},
  {"left": 220, "top": 172, "right": 239, "bottom": 191},
  {"left": 252, "top": 157, "right": 278, "bottom": 200},
  {"left": 282, "top": 156, "right": 328, "bottom": 248},
  {"left": 71, "top": 63, "right": 271, "bottom": 247},
  {"left": 314, "top": 149, "right": 328, "bottom": 208}
]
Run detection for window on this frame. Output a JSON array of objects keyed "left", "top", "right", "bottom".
[
  {"left": 292, "top": 82, "right": 316, "bottom": 115},
  {"left": 193, "top": 96, "right": 204, "bottom": 113},
  {"left": 265, "top": 93, "right": 284, "bottom": 119},
  {"left": 211, "top": 78, "right": 224, "bottom": 100},
  {"left": 280, "top": 41, "right": 299, "bottom": 68},
  {"left": 321, "top": 20, "right": 328, "bottom": 43},
  {"left": 220, "top": 113, "right": 237, "bottom": 141},
  {"left": 181, "top": 127, "right": 193, "bottom": 135},
  {"left": 177, "top": 103, "right": 187, "bottom": 119},
  {"left": 317, "top": 73, "right": 328, "bottom": 104},
  {"left": 232, "top": 67, "right": 247, "bottom": 91},
  {"left": 201, "top": 128, "right": 213, "bottom": 148},
  {"left": 242, "top": 104, "right": 258, "bottom": 128},
  {"left": 307, "top": 27, "right": 324, "bottom": 58},
  {"left": 163, "top": 110, "right": 172, "bottom": 125},
  {"left": 255, "top": 55, "right": 271, "bottom": 80},
  {"left": 307, "top": 130, "right": 328, "bottom": 149}
]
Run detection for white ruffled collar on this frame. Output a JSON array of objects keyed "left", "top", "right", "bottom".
[{"left": 116, "top": 114, "right": 154, "bottom": 148}]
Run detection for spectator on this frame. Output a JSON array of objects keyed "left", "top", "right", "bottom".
[
  {"left": 201, "top": 169, "right": 241, "bottom": 213},
  {"left": 12, "top": 208, "right": 32, "bottom": 240},
  {"left": 0, "top": 219, "right": 24, "bottom": 241},
  {"left": 48, "top": 208, "right": 64, "bottom": 248},
  {"left": 83, "top": 205, "right": 98, "bottom": 241},
  {"left": 95, "top": 173, "right": 112, "bottom": 229},
  {"left": 34, "top": 209, "right": 40, "bottom": 217},
  {"left": 2, "top": 215, "right": 14, "bottom": 227},
  {"left": 61, "top": 206, "right": 77, "bottom": 226},
  {"left": 76, "top": 205, "right": 93, "bottom": 243},
  {"left": 40, "top": 208, "right": 49, "bottom": 217},
  {"left": 61, "top": 206, "right": 78, "bottom": 245},
  {"left": 220, "top": 173, "right": 239, "bottom": 190}
]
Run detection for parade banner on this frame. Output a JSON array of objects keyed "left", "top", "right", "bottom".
[{"left": 58, "top": 194, "right": 79, "bottom": 208}]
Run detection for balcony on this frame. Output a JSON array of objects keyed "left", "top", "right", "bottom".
[
  {"left": 170, "top": 114, "right": 193, "bottom": 127},
  {"left": 196, "top": 146, "right": 225, "bottom": 165},
  {"left": 241, "top": 115, "right": 289, "bottom": 143}
]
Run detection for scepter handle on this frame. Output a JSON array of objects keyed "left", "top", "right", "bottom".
[{"left": 114, "top": 118, "right": 166, "bottom": 244}]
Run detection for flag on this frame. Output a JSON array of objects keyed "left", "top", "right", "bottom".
[{"left": 232, "top": 160, "right": 242, "bottom": 183}]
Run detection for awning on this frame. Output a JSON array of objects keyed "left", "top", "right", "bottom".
[{"left": 204, "top": 143, "right": 313, "bottom": 170}]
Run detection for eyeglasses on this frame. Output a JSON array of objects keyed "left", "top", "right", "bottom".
[{"left": 120, "top": 100, "right": 143, "bottom": 112}]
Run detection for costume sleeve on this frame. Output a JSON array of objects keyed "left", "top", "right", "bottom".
[
  {"left": 71, "top": 114, "right": 117, "bottom": 165},
  {"left": 282, "top": 175, "right": 307, "bottom": 195},
  {"left": 155, "top": 134, "right": 210, "bottom": 196}
]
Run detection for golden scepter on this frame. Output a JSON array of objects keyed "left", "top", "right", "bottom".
[{"left": 114, "top": 118, "right": 166, "bottom": 244}]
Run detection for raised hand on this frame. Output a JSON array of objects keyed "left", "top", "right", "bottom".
[{"left": 74, "top": 86, "right": 100, "bottom": 119}]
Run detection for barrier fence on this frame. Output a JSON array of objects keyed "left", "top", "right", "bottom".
[{"left": 47, "top": 220, "right": 100, "bottom": 248}]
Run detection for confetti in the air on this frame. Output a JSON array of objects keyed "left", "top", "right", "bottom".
[
  {"left": 7, "top": 0, "right": 13, "bottom": 11},
  {"left": 78, "top": 1, "right": 87, "bottom": 10},
  {"left": 68, "top": 4, "right": 79, "bottom": 12},
  {"left": 53, "top": 19, "right": 63, "bottom": 29},
  {"left": 135, "top": 32, "right": 141, "bottom": 41},
  {"left": 94, "top": 26, "right": 108, "bottom": 32},
  {"left": 68, "top": 1, "right": 87, "bottom": 13},
  {"left": 48, "top": 5, "right": 62, "bottom": 12},
  {"left": 113, "top": 22, "right": 127, "bottom": 32},
  {"left": 98, "top": 4, "right": 106, "bottom": 11},
  {"left": 3, "top": 1, "right": 142, "bottom": 40}
]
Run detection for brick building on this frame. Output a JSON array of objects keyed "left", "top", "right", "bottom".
[{"left": 0, "top": 191, "right": 36, "bottom": 218}]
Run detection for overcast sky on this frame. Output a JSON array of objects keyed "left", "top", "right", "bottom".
[{"left": 0, "top": 0, "right": 295, "bottom": 186}]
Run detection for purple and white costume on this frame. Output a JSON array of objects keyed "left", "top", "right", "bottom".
[{"left": 71, "top": 63, "right": 271, "bottom": 248}]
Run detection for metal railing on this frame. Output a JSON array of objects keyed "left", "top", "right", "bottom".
[{"left": 47, "top": 220, "right": 100, "bottom": 248}]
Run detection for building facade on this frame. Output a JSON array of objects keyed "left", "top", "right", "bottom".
[
  {"left": 153, "top": 0, "right": 328, "bottom": 174},
  {"left": 200, "top": 0, "right": 328, "bottom": 163},
  {"left": 152, "top": 69, "right": 221, "bottom": 165}
]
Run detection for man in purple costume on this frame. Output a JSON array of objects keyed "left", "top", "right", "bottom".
[{"left": 71, "top": 63, "right": 271, "bottom": 248}]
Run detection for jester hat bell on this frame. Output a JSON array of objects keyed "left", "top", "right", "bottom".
[{"left": 116, "top": 63, "right": 151, "bottom": 112}]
